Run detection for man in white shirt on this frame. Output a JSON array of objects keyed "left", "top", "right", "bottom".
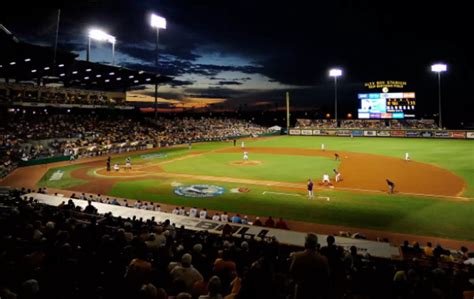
[
  {"left": 212, "top": 213, "right": 221, "bottom": 221},
  {"left": 323, "top": 173, "right": 330, "bottom": 185},
  {"left": 172, "top": 207, "right": 180, "bottom": 215},
  {"left": 179, "top": 207, "right": 186, "bottom": 216},
  {"left": 189, "top": 207, "right": 198, "bottom": 217},
  {"left": 221, "top": 212, "right": 229, "bottom": 222},
  {"left": 199, "top": 208, "right": 208, "bottom": 219}
]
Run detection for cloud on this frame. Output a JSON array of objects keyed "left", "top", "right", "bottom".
[{"left": 217, "top": 81, "right": 242, "bottom": 86}]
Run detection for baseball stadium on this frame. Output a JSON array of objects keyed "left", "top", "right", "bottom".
[{"left": 1, "top": 3, "right": 474, "bottom": 299}]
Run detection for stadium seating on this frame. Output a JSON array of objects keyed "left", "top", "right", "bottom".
[{"left": 0, "top": 188, "right": 472, "bottom": 299}]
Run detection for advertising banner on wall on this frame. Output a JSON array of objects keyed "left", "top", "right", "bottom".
[
  {"left": 363, "top": 131, "right": 377, "bottom": 136},
  {"left": 376, "top": 131, "right": 391, "bottom": 137},
  {"left": 406, "top": 131, "right": 420, "bottom": 137},
  {"left": 433, "top": 131, "right": 450, "bottom": 138},
  {"left": 289, "top": 129, "right": 301, "bottom": 135},
  {"left": 420, "top": 131, "right": 433, "bottom": 138},
  {"left": 391, "top": 130, "right": 406, "bottom": 137},
  {"left": 337, "top": 130, "right": 352, "bottom": 136},
  {"left": 449, "top": 131, "right": 466, "bottom": 139},
  {"left": 312, "top": 130, "right": 321, "bottom": 135},
  {"left": 301, "top": 130, "right": 313, "bottom": 136},
  {"left": 326, "top": 130, "right": 337, "bottom": 136},
  {"left": 467, "top": 132, "right": 474, "bottom": 139},
  {"left": 352, "top": 130, "right": 364, "bottom": 137}
]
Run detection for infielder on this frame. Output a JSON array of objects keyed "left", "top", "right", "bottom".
[
  {"left": 405, "top": 152, "right": 410, "bottom": 161},
  {"left": 125, "top": 157, "right": 131, "bottom": 170},
  {"left": 113, "top": 163, "right": 120, "bottom": 172},
  {"left": 241, "top": 141, "right": 245, "bottom": 148},
  {"left": 322, "top": 173, "right": 330, "bottom": 185},
  {"left": 307, "top": 179, "right": 314, "bottom": 199},
  {"left": 333, "top": 168, "right": 342, "bottom": 182},
  {"left": 321, "top": 143, "right": 325, "bottom": 151},
  {"left": 243, "top": 151, "right": 249, "bottom": 161}
]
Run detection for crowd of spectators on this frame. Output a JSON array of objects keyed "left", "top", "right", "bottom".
[
  {"left": 389, "top": 119, "right": 439, "bottom": 129},
  {"left": 295, "top": 119, "right": 439, "bottom": 130},
  {"left": 0, "top": 113, "right": 270, "bottom": 178},
  {"left": 1, "top": 188, "right": 473, "bottom": 299},
  {"left": 295, "top": 119, "right": 337, "bottom": 128},
  {"left": 0, "top": 83, "right": 126, "bottom": 106}
]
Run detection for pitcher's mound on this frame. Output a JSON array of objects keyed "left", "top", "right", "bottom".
[{"left": 230, "top": 160, "right": 262, "bottom": 166}]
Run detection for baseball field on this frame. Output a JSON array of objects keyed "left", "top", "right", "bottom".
[{"left": 5, "top": 136, "right": 474, "bottom": 241}]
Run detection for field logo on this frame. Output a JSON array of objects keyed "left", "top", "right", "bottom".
[
  {"left": 49, "top": 170, "right": 64, "bottom": 181},
  {"left": 175, "top": 184, "right": 225, "bottom": 198},
  {"left": 230, "top": 187, "right": 251, "bottom": 193}
]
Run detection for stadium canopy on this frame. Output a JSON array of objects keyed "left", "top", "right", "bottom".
[{"left": 0, "top": 24, "right": 171, "bottom": 91}]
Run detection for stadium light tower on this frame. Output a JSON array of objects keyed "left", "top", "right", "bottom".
[
  {"left": 87, "top": 29, "right": 116, "bottom": 65},
  {"left": 431, "top": 63, "right": 447, "bottom": 129},
  {"left": 329, "top": 68, "right": 343, "bottom": 127},
  {"left": 150, "top": 14, "right": 167, "bottom": 121}
]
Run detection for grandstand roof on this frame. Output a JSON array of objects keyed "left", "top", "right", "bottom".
[{"left": 0, "top": 24, "right": 171, "bottom": 91}]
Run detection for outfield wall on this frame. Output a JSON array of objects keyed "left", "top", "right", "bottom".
[{"left": 289, "top": 128, "right": 474, "bottom": 139}]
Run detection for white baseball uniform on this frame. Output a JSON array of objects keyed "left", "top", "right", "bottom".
[
  {"left": 405, "top": 152, "right": 410, "bottom": 161},
  {"left": 243, "top": 152, "right": 248, "bottom": 161}
]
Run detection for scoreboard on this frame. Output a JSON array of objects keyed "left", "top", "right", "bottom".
[{"left": 358, "top": 92, "right": 416, "bottom": 119}]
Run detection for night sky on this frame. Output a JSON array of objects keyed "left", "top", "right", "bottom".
[{"left": 1, "top": 0, "right": 473, "bottom": 125}]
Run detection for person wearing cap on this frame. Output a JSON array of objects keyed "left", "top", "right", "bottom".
[{"left": 170, "top": 253, "right": 204, "bottom": 291}]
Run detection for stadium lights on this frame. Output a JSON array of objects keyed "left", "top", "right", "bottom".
[
  {"left": 431, "top": 63, "right": 448, "bottom": 129},
  {"left": 96, "top": 74, "right": 102, "bottom": 78},
  {"left": 44, "top": 67, "right": 50, "bottom": 70},
  {"left": 129, "top": 75, "right": 134, "bottom": 79},
  {"left": 105, "top": 79, "right": 110, "bottom": 83},
  {"left": 329, "top": 68, "right": 343, "bottom": 126},
  {"left": 86, "top": 68, "right": 92, "bottom": 72},
  {"left": 109, "top": 72, "right": 115, "bottom": 75},
  {"left": 10, "top": 61, "right": 16, "bottom": 65},
  {"left": 60, "top": 73, "right": 65, "bottom": 77},
  {"left": 31, "top": 69, "right": 37, "bottom": 73},
  {"left": 58, "top": 64, "right": 64, "bottom": 67},
  {"left": 24, "top": 58, "right": 31, "bottom": 62},
  {"left": 72, "top": 71, "right": 78, "bottom": 74},
  {"left": 151, "top": 14, "right": 167, "bottom": 29},
  {"left": 87, "top": 28, "right": 116, "bottom": 65},
  {"left": 150, "top": 13, "right": 167, "bottom": 121}
]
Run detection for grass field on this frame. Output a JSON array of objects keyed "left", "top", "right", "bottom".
[{"left": 38, "top": 136, "right": 474, "bottom": 241}]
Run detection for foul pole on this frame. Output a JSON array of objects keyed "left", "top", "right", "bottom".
[{"left": 286, "top": 91, "right": 290, "bottom": 132}]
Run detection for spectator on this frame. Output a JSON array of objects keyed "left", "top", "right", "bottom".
[
  {"left": 289, "top": 233, "right": 329, "bottom": 299},
  {"left": 275, "top": 217, "right": 289, "bottom": 229},
  {"left": 170, "top": 253, "right": 204, "bottom": 291}
]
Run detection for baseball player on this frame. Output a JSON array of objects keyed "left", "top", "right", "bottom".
[
  {"left": 322, "top": 173, "right": 330, "bottom": 185},
  {"left": 405, "top": 152, "right": 410, "bottom": 161},
  {"left": 321, "top": 143, "right": 325, "bottom": 151},
  {"left": 243, "top": 151, "right": 249, "bottom": 161},
  {"left": 307, "top": 178, "right": 314, "bottom": 199},
  {"left": 113, "top": 163, "right": 120, "bottom": 172},
  {"left": 386, "top": 179, "right": 395, "bottom": 194},
  {"left": 241, "top": 141, "right": 245, "bottom": 148},
  {"left": 188, "top": 141, "right": 192, "bottom": 150},
  {"left": 334, "top": 153, "right": 340, "bottom": 161},
  {"left": 106, "top": 156, "right": 111, "bottom": 171},
  {"left": 333, "top": 168, "right": 342, "bottom": 182},
  {"left": 125, "top": 157, "right": 131, "bottom": 170}
]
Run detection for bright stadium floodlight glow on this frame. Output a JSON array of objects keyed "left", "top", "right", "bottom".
[
  {"left": 10, "top": 61, "right": 16, "bottom": 65},
  {"left": 72, "top": 71, "right": 78, "bottom": 74},
  {"left": 24, "top": 58, "right": 31, "bottom": 62},
  {"left": 88, "top": 29, "right": 116, "bottom": 44},
  {"left": 44, "top": 67, "right": 50, "bottom": 70},
  {"left": 58, "top": 64, "right": 64, "bottom": 67},
  {"left": 329, "top": 68, "right": 342, "bottom": 77},
  {"left": 151, "top": 14, "right": 167, "bottom": 29},
  {"left": 88, "top": 28, "right": 116, "bottom": 65},
  {"left": 431, "top": 63, "right": 447, "bottom": 73},
  {"left": 109, "top": 72, "right": 115, "bottom": 75},
  {"left": 31, "top": 69, "right": 37, "bottom": 73}
]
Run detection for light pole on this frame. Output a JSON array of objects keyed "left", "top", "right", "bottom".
[
  {"left": 329, "top": 68, "right": 342, "bottom": 127},
  {"left": 431, "top": 63, "right": 447, "bottom": 129},
  {"left": 87, "top": 29, "right": 116, "bottom": 65},
  {"left": 150, "top": 14, "right": 167, "bottom": 122}
]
